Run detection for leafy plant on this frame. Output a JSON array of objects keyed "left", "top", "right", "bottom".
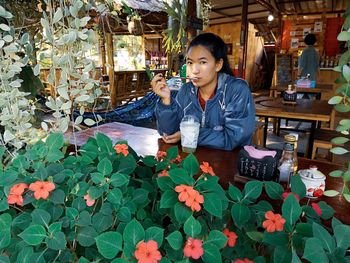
[
  {"left": 0, "top": 132, "right": 349, "bottom": 262},
  {"left": 325, "top": 5, "right": 350, "bottom": 203}
]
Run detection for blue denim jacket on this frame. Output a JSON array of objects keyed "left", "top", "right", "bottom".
[{"left": 155, "top": 73, "right": 256, "bottom": 151}]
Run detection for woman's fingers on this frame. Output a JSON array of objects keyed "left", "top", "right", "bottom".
[
  {"left": 162, "top": 131, "right": 181, "bottom": 144},
  {"left": 151, "top": 73, "right": 165, "bottom": 88}
]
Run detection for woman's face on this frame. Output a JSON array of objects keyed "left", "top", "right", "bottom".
[{"left": 186, "top": 45, "right": 223, "bottom": 89}]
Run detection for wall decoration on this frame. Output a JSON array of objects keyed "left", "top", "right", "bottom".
[
  {"left": 291, "top": 38, "right": 299, "bottom": 49},
  {"left": 290, "top": 31, "right": 296, "bottom": 36},
  {"left": 303, "top": 27, "right": 311, "bottom": 37},
  {"left": 314, "top": 21, "right": 323, "bottom": 32}
]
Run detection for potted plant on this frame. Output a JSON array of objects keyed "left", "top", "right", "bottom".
[{"left": 0, "top": 132, "right": 349, "bottom": 262}]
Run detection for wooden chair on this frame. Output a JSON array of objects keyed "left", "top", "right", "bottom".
[{"left": 252, "top": 121, "right": 266, "bottom": 147}]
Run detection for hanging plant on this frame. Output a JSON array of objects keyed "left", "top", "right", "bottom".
[{"left": 121, "top": 1, "right": 143, "bottom": 36}]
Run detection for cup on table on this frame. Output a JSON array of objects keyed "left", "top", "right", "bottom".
[{"left": 180, "top": 115, "right": 200, "bottom": 153}]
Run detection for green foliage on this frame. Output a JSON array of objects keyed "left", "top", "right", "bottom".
[
  {"left": 0, "top": 132, "right": 349, "bottom": 262},
  {"left": 327, "top": 4, "right": 350, "bottom": 204}
]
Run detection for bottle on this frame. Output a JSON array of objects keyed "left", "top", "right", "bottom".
[
  {"left": 289, "top": 133, "right": 299, "bottom": 174},
  {"left": 278, "top": 135, "right": 296, "bottom": 184}
]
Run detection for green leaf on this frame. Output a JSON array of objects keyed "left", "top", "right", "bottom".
[
  {"left": 110, "top": 173, "right": 129, "bottom": 187},
  {"left": 330, "top": 147, "right": 349, "bottom": 155},
  {"left": 46, "top": 133, "right": 64, "bottom": 149},
  {"left": 76, "top": 211, "right": 91, "bottom": 227},
  {"left": 48, "top": 222, "right": 62, "bottom": 234},
  {"left": 343, "top": 64, "right": 350, "bottom": 82},
  {"left": 117, "top": 207, "right": 131, "bottom": 222},
  {"left": 331, "top": 137, "right": 349, "bottom": 145},
  {"left": 0, "top": 255, "right": 10, "bottom": 263},
  {"left": 111, "top": 259, "right": 128, "bottom": 263},
  {"left": 46, "top": 149, "right": 64, "bottom": 162},
  {"left": 117, "top": 154, "right": 137, "bottom": 174},
  {"left": 98, "top": 158, "right": 113, "bottom": 175},
  {"left": 337, "top": 31, "right": 350, "bottom": 41},
  {"left": 157, "top": 176, "right": 175, "bottom": 191},
  {"left": 184, "top": 216, "right": 202, "bottom": 237},
  {"left": 246, "top": 231, "right": 263, "bottom": 242},
  {"left": 16, "top": 247, "right": 33, "bottom": 263},
  {"left": 12, "top": 212, "right": 30, "bottom": 230},
  {"left": 19, "top": 224, "right": 47, "bottom": 245},
  {"left": 243, "top": 181, "right": 263, "bottom": 200},
  {"left": 50, "top": 189, "right": 65, "bottom": 204},
  {"left": 46, "top": 231, "right": 67, "bottom": 250},
  {"left": 313, "top": 222, "right": 336, "bottom": 253},
  {"left": 107, "top": 188, "right": 123, "bottom": 205},
  {"left": 290, "top": 175, "right": 306, "bottom": 199},
  {"left": 274, "top": 246, "right": 292, "bottom": 263},
  {"left": 263, "top": 231, "right": 288, "bottom": 246},
  {"left": 334, "top": 225, "right": 350, "bottom": 250},
  {"left": 0, "top": 230, "right": 10, "bottom": 249},
  {"left": 206, "top": 230, "right": 227, "bottom": 249},
  {"left": 77, "top": 226, "right": 98, "bottom": 247},
  {"left": 88, "top": 186, "right": 103, "bottom": 199},
  {"left": 92, "top": 212, "right": 113, "bottom": 233},
  {"left": 66, "top": 207, "right": 79, "bottom": 219},
  {"left": 303, "top": 237, "right": 328, "bottom": 262},
  {"left": 96, "top": 132, "right": 114, "bottom": 155},
  {"left": 133, "top": 188, "right": 149, "bottom": 205},
  {"left": 0, "top": 169, "right": 18, "bottom": 186},
  {"left": 0, "top": 213, "right": 12, "bottom": 230},
  {"left": 183, "top": 153, "right": 199, "bottom": 176},
  {"left": 291, "top": 251, "right": 302, "bottom": 263},
  {"left": 166, "top": 146, "right": 178, "bottom": 160},
  {"left": 31, "top": 208, "right": 51, "bottom": 228},
  {"left": 296, "top": 223, "right": 313, "bottom": 237},
  {"left": 328, "top": 95, "right": 343, "bottom": 105},
  {"left": 202, "top": 243, "right": 221, "bottom": 263},
  {"left": 231, "top": 204, "right": 250, "bottom": 228},
  {"left": 91, "top": 173, "right": 104, "bottom": 184},
  {"left": 95, "top": 231, "right": 122, "bottom": 259},
  {"left": 203, "top": 193, "right": 222, "bottom": 218},
  {"left": 142, "top": 156, "right": 157, "bottom": 167},
  {"left": 323, "top": 190, "right": 339, "bottom": 197},
  {"left": 282, "top": 194, "right": 301, "bottom": 227},
  {"left": 123, "top": 219, "right": 145, "bottom": 246},
  {"left": 174, "top": 202, "right": 192, "bottom": 224},
  {"left": 145, "top": 227, "right": 164, "bottom": 246},
  {"left": 160, "top": 190, "right": 178, "bottom": 208},
  {"left": 329, "top": 170, "right": 344, "bottom": 177},
  {"left": 166, "top": 231, "right": 183, "bottom": 250},
  {"left": 264, "top": 181, "right": 284, "bottom": 199},
  {"left": 228, "top": 185, "right": 242, "bottom": 201},
  {"left": 169, "top": 168, "right": 195, "bottom": 185},
  {"left": 318, "top": 201, "right": 335, "bottom": 220}
]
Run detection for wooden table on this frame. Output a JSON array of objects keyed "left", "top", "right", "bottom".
[
  {"left": 68, "top": 122, "right": 349, "bottom": 224},
  {"left": 255, "top": 96, "right": 333, "bottom": 158},
  {"left": 270, "top": 83, "right": 333, "bottom": 100}
]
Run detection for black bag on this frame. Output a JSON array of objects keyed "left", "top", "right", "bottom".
[{"left": 237, "top": 147, "right": 282, "bottom": 181}]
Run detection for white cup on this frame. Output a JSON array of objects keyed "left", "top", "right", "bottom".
[{"left": 180, "top": 115, "right": 200, "bottom": 153}]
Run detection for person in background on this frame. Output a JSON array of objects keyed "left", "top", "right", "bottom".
[
  {"left": 151, "top": 33, "right": 256, "bottom": 151},
  {"left": 298, "top": 33, "right": 320, "bottom": 81}
]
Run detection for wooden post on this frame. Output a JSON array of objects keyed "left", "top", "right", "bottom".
[
  {"left": 186, "top": 0, "right": 197, "bottom": 41},
  {"left": 106, "top": 33, "right": 116, "bottom": 108},
  {"left": 238, "top": 0, "right": 248, "bottom": 78},
  {"left": 99, "top": 34, "right": 107, "bottom": 75}
]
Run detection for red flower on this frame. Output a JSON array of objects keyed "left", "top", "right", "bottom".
[
  {"left": 134, "top": 240, "right": 162, "bottom": 263},
  {"left": 183, "top": 237, "right": 203, "bottom": 259},
  {"left": 84, "top": 194, "right": 95, "bottom": 207},
  {"left": 223, "top": 228, "right": 238, "bottom": 247},
  {"left": 156, "top": 151, "right": 167, "bottom": 160},
  {"left": 311, "top": 203, "right": 322, "bottom": 216},
  {"left": 313, "top": 188, "right": 324, "bottom": 198},
  {"left": 114, "top": 144, "right": 129, "bottom": 157},
  {"left": 262, "top": 211, "right": 286, "bottom": 232},
  {"left": 175, "top": 185, "right": 204, "bottom": 212},
  {"left": 235, "top": 259, "right": 253, "bottom": 263},
  {"left": 158, "top": 170, "right": 169, "bottom": 177},
  {"left": 200, "top": 162, "right": 215, "bottom": 176},
  {"left": 170, "top": 154, "right": 182, "bottom": 164},
  {"left": 7, "top": 194, "right": 24, "bottom": 206},
  {"left": 282, "top": 191, "right": 300, "bottom": 202},
  {"left": 9, "top": 183, "right": 28, "bottom": 195},
  {"left": 29, "top": 181, "right": 55, "bottom": 200}
]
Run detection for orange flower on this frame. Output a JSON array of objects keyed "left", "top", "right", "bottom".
[
  {"left": 170, "top": 155, "right": 182, "bottom": 164},
  {"left": 29, "top": 181, "right": 55, "bottom": 200},
  {"left": 7, "top": 194, "right": 24, "bottom": 206},
  {"left": 9, "top": 183, "right": 28, "bottom": 195},
  {"left": 235, "top": 258, "right": 253, "bottom": 263},
  {"left": 84, "top": 194, "right": 95, "bottom": 207},
  {"left": 262, "top": 211, "right": 286, "bottom": 233},
  {"left": 175, "top": 185, "right": 196, "bottom": 202},
  {"left": 200, "top": 162, "right": 215, "bottom": 176},
  {"left": 114, "top": 144, "right": 129, "bottom": 157},
  {"left": 156, "top": 151, "right": 167, "bottom": 160},
  {"left": 183, "top": 237, "right": 203, "bottom": 259},
  {"left": 223, "top": 228, "right": 238, "bottom": 247},
  {"left": 311, "top": 203, "right": 322, "bottom": 216},
  {"left": 158, "top": 170, "right": 169, "bottom": 177},
  {"left": 184, "top": 191, "right": 204, "bottom": 212},
  {"left": 134, "top": 240, "right": 162, "bottom": 263}
]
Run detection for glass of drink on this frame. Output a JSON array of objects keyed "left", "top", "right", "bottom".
[{"left": 180, "top": 115, "right": 200, "bottom": 153}]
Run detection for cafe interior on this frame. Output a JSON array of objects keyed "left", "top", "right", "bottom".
[{"left": 1, "top": 0, "right": 350, "bottom": 260}]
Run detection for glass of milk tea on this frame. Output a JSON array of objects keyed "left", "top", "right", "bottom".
[{"left": 180, "top": 115, "right": 200, "bottom": 153}]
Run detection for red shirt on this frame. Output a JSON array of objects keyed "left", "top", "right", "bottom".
[{"left": 198, "top": 89, "right": 216, "bottom": 110}]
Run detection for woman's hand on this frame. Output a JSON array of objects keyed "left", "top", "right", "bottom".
[
  {"left": 162, "top": 131, "right": 181, "bottom": 144},
  {"left": 151, "top": 73, "right": 171, "bottom": 105}
]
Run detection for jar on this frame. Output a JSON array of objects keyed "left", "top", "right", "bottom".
[{"left": 298, "top": 165, "right": 326, "bottom": 198}]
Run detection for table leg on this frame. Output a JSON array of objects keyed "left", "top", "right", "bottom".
[
  {"left": 307, "top": 121, "right": 316, "bottom": 159},
  {"left": 263, "top": 117, "right": 268, "bottom": 147}
]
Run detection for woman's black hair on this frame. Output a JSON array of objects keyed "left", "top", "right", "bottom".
[
  {"left": 304, "top": 33, "right": 316, "bottom": 46},
  {"left": 187, "top": 33, "right": 233, "bottom": 76}
]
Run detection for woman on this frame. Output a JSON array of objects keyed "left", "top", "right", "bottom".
[
  {"left": 151, "top": 33, "right": 255, "bottom": 151},
  {"left": 298, "top": 33, "right": 320, "bottom": 81}
]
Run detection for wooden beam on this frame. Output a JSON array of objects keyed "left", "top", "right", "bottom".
[
  {"left": 210, "top": 10, "right": 269, "bottom": 21},
  {"left": 238, "top": 0, "right": 248, "bottom": 78},
  {"left": 256, "top": 0, "right": 276, "bottom": 12},
  {"left": 99, "top": 34, "right": 107, "bottom": 75},
  {"left": 106, "top": 33, "right": 116, "bottom": 108}
]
